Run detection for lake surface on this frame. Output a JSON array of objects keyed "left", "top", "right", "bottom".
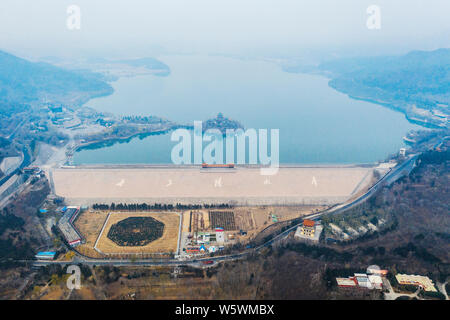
[{"left": 75, "top": 55, "right": 421, "bottom": 165}]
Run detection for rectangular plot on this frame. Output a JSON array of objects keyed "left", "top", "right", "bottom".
[{"left": 208, "top": 211, "right": 236, "bottom": 231}]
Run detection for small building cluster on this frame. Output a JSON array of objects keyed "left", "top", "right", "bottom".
[
  {"left": 336, "top": 268, "right": 388, "bottom": 290},
  {"left": 183, "top": 227, "right": 227, "bottom": 257},
  {"left": 294, "top": 219, "right": 323, "bottom": 242},
  {"left": 35, "top": 251, "right": 57, "bottom": 260},
  {"left": 57, "top": 206, "right": 83, "bottom": 247},
  {"left": 326, "top": 217, "right": 387, "bottom": 242},
  {"left": 395, "top": 274, "right": 437, "bottom": 292},
  {"left": 186, "top": 244, "right": 223, "bottom": 254},
  {"left": 22, "top": 166, "right": 45, "bottom": 178}
]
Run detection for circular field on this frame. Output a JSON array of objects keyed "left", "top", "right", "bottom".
[{"left": 107, "top": 216, "right": 165, "bottom": 246}]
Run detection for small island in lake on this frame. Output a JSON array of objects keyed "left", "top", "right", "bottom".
[{"left": 202, "top": 113, "right": 244, "bottom": 134}]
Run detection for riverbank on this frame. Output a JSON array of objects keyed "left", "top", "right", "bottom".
[
  {"left": 331, "top": 86, "right": 447, "bottom": 130},
  {"left": 74, "top": 125, "right": 176, "bottom": 153},
  {"left": 315, "top": 49, "right": 449, "bottom": 130}
]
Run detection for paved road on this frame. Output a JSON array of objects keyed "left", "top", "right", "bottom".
[
  {"left": 0, "top": 145, "right": 31, "bottom": 188},
  {"left": 300, "top": 153, "right": 418, "bottom": 220},
  {"left": 31, "top": 154, "right": 419, "bottom": 268},
  {"left": 383, "top": 277, "right": 421, "bottom": 300}
]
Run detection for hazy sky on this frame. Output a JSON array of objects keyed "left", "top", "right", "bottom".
[{"left": 0, "top": 0, "right": 449, "bottom": 59}]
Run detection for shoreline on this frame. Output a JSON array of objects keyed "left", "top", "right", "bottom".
[
  {"left": 326, "top": 80, "right": 447, "bottom": 130},
  {"left": 74, "top": 126, "right": 176, "bottom": 153},
  {"left": 283, "top": 67, "right": 446, "bottom": 130},
  {"left": 345, "top": 93, "right": 445, "bottom": 130}
]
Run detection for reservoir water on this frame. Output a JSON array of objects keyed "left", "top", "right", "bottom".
[{"left": 74, "top": 55, "right": 421, "bottom": 165}]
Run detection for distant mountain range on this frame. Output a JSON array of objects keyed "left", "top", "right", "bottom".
[
  {"left": 0, "top": 50, "right": 113, "bottom": 115},
  {"left": 42, "top": 56, "right": 171, "bottom": 79},
  {"left": 319, "top": 48, "right": 450, "bottom": 105}
]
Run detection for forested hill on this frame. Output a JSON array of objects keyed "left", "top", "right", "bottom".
[
  {"left": 0, "top": 50, "right": 113, "bottom": 114},
  {"left": 317, "top": 48, "right": 450, "bottom": 117}
]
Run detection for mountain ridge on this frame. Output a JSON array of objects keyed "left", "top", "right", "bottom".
[
  {"left": 0, "top": 50, "right": 113, "bottom": 114},
  {"left": 312, "top": 48, "right": 450, "bottom": 128}
]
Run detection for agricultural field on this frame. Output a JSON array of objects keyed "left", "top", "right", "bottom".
[
  {"left": 209, "top": 211, "right": 236, "bottom": 231},
  {"left": 95, "top": 212, "right": 180, "bottom": 255},
  {"left": 185, "top": 210, "right": 211, "bottom": 233}
]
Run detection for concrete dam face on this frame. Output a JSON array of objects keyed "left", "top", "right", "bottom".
[{"left": 51, "top": 165, "right": 375, "bottom": 206}]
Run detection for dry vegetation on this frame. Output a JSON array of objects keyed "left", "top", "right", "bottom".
[
  {"left": 95, "top": 212, "right": 180, "bottom": 255},
  {"left": 0, "top": 177, "right": 50, "bottom": 299},
  {"left": 75, "top": 210, "right": 109, "bottom": 258},
  {"left": 233, "top": 205, "right": 324, "bottom": 242}
]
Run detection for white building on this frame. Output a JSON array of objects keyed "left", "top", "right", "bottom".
[
  {"left": 368, "top": 275, "right": 383, "bottom": 289},
  {"left": 395, "top": 274, "right": 437, "bottom": 292},
  {"left": 216, "top": 231, "right": 226, "bottom": 244},
  {"left": 355, "top": 274, "right": 373, "bottom": 289}
]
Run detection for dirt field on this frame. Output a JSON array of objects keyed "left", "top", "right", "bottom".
[
  {"left": 94, "top": 212, "right": 180, "bottom": 255},
  {"left": 52, "top": 165, "right": 375, "bottom": 206},
  {"left": 232, "top": 205, "right": 325, "bottom": 241},
  {"left": 75, "top": 210, "right": 110, "bottom": 258}
]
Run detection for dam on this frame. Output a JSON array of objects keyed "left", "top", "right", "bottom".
[{"left": 50, "top": 164, "right": 383, "bottom": 206}]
